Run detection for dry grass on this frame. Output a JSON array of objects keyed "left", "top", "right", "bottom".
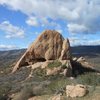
[{"left": 28, "top": 86, "right": 100, "bottom": 100}]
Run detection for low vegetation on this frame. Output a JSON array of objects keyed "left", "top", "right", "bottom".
[
  {"left": 0, "top": 83, "right": 12, "bottom": 100},
  {"left": 62, "top": 64, "right": 68, "bottom": 69},
  {"left": 13, "top": 85, "right": 33, "bottom": 100},
  {"left": 0, "top": 68, "right": 100, "bottom": 100},
  {"left": 76, "top": 72, "right": 100, "bottom": 86},
  {"left": 48, "top": 60, "right": 62, "bottom": 69},
  {"left": 33, "top": 67, "right": 46, "bottom": 78}
]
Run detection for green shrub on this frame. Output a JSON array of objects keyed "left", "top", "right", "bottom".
[
  {"left": 0, "top": 83, "right": 11, "bottom": 100},
  {"left": 13, "top": 83, "right": 52, "bottom": 100},
  {"left": 33, "top": 68, "right": 46, "bottom": 77},
  {"left": 61, "top": 64, "right": 67, "bottom": 69},
  {"left": 76, "top": 72, "right": 100, "bottom": 86},
  {"left": 13, "top": 85, "right": 33, "bottom": 100},
  {"left": 32, "top": 85, "right": 48, "bottom": 96},
  {"left": 47, "top": 76, "right": 73, "bottom": 94},
  {"left": 48, "top": 60, "right": 62, "bottom": 69}
]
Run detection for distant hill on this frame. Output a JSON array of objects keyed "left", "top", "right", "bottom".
[
  {"left": 0, "top": 49, "right": 26, "bottom": 68},
  {"left": 71, "top": 45, "right": 100, "bottom": 57}
]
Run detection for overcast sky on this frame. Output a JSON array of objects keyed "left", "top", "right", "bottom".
[{"left": 0, "top": 0, "right": 100, "bottom": 50}]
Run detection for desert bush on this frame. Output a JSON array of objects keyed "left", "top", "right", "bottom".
[
  {"left": 76, "top": 72, "right": 100, "bottom": 86},
  {"left": 13, "top": 83, "right": 52, "bottom": 100},
  {"left": 24, "top": 75, "right": 73, "bottom": 96},
  {"left": 47, "top": 76, "right": 73, "bottom": 94},
  {"left": 48, "top": 60, "right": 62, "bottom": 69},
  {"left": 0, "top": 83, "right": 11, "bottom": 100},
  {"left": 32, "top": 84, "right": 49, "bottom": 96},
  {"left": 13, "top": 85, "right": 33, "bottom": 100},
  {"left": 33, "top": 68, "right": 46, "bottom": 78}
]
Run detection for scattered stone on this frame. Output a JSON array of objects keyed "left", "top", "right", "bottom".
[
  {"left": 0, "top": 71, "right": 3, "bottom": 74},
  {"left": 51, "top": 94, "right": 61, "bottom": 100},
  {"left": 28, "top": 97, "right": 37, "bottom": 100},
  {"left": 97, "top": 73, "right": 100, "bottom": 75},
  {"left": 69, "top": 77, "right": 74, "bottom": 80},
  {"left": 31, "top": 62, "right": 44, "bottom": 70},
  {"left": 77, "top": 57, "right": 85, "bottom": 62},
  {"left": 66, "top": 84, "right": 88, "bottom": 98},
  {"left": 72, "top": 57, "right": 77, "bottom": 61},
  {"left": 41, "top": 60, "right": 53, "bottom": 69},
  {"left": 80, "top": 61, "right": 94, "bottom": 69},
  {"left": 46, "top": 66, "right": 61, "bottom": 76},
  {"left": 75, "top": 56, "right": 94, "bottom": 69},
  {"left": 26, "top": 59, "right": 73, "bottom": 78},
  {"left": 60, "top": 60, "right": 67, "bottom": 65}
]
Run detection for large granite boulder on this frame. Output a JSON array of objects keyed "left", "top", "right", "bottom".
[{"left": 12, "top": 30, "right": 71, "bottom": 73}]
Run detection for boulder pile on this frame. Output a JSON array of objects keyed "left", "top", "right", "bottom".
[
  {"left": 12, "top": 30, "right": 95, "bottom": 77},
  {"left": 11, "top": 30, "right": 99, "bottom": 99},
  {"left": 12, "top": 30, "right": 71, "bottom": 73}
]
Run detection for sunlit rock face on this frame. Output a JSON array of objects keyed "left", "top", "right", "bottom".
[{"left": 12, "top": 30, "right": 71, "bottom": 73}]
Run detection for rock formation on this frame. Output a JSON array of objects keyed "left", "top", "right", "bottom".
[{"left": 12, "top": 30, "right": 71, "bottom": 73}]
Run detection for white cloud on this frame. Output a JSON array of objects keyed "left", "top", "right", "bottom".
[
  {"left": 68, "top": 23, "right": 88, "bottom": 34},
  {"left": 26, "top": 16, "right": 60, "bottom": 28},
  {"left": 41, "top": 18, "right": 57, "bottom": 27},
  {"left": 0, "top": 0, "right": 79, "bottom": 20},
  {"left": 26, "top": 16, "right": 39, "bottom": 26},
  {"left": 34, "top": 32, "right": 39, "bottom": 35},
  {"left": 0, "top": 21, "right": 25, "bottom": 38},
  {"left": 69, "top": 37, "right": 100, "bottom": 46},
  {"left": 56, "top": 29, "right": 63, "bottom": 33},
  {"left": 0, "top": 44, "right": 18, "bottom": 50},
  {"left": 86, "top": 40, "right": 100, "bottom": 45},
  {"left": 0, "top": 0, "right": 100, "bottom": 34},
  {"left": 69, "top": 37, "right": 81, "bottom": 46}
]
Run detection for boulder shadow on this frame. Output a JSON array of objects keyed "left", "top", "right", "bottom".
[{"left": 71, "top": 61, "right": 100, "bottom": 77}]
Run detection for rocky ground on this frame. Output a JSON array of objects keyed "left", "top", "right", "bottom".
[{"left": 0, "top": 46, "right": 100, "bottom": 100}]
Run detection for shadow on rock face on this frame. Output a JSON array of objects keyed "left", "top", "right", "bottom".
[{"left": 71, "top": 60, "right": 100, "bottom": 77}]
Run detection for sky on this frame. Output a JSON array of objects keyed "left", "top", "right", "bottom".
[{"left": 0, "top": 0, "right": 100, "bottom": 50}]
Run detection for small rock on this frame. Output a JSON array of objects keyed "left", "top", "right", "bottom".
[
  {"left": 77, "top": 57, "right": 85, "bottom": 62},
  {"left": 51, "top": 94, "right": 61, "bottom": 100},
  {"left": 41, "top": 61, "right": 52, "bottom": 69},
  {"left": 73, "top": 57, "right": 77, "bottom": 61},
  {"left": 31, "top": 62, "right": 43, "bottom": 70},
  {"left": 70, "top": 77, "right": 74, "bottom": 80},
  {"left": 46, "top": 66, "right": 61, "bottom": 76},
  {"left": 66, "top": 84, "right": 88, "bottom": 98},
  {"left": 0, "top": 71, "right": 3, "bottom": 74}
]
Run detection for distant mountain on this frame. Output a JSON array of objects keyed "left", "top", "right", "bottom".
[{"left": 71, "top": 45, "right": 100, "bottom": 57}]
